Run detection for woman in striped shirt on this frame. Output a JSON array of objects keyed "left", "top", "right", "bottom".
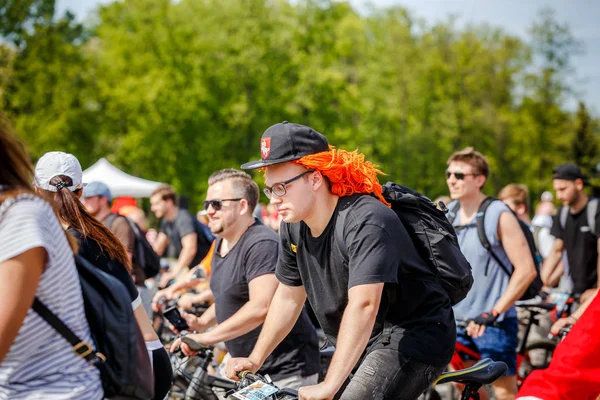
[{"left": 0, "top": 115, "right": 103, "bottom": 399}]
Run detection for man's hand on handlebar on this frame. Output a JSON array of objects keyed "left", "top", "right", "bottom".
[
  {"left": 226, "top": 357, "right": 261, "bottom": 381},
  {"left": 550, "top": 316, "right": 576, "bottom": 336},
  {"left": 169, "top": 334, "right": 208, "bottom": 357}
]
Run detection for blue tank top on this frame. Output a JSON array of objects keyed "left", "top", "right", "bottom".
[{"left": 449, "top": 200, "right": 516, "bottom": 321}]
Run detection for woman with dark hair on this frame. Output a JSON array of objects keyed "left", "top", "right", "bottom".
[
  {"left": 0, "top": 115, "right": 103, "bottom": 399},
  {"left": 33, "top": 151, "right": 173, "bottom": 400}
]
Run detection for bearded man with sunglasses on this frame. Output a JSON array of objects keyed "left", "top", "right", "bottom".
[
  {"left": 171, "top": 169, "right": 319, "bottom": 395},
  {"left": 225, "top": 122, "right": 457, "bottom": 400},
  {"left": 445, "top": 148, "right": 537, "bottom": 400}
]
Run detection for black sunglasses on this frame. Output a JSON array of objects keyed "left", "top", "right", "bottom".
[
  {"left": 445, "top": 170, "right": 478, "bottom": 180},
  {"left": 203, "top": 198, "right": 243, "bottom": 211}
]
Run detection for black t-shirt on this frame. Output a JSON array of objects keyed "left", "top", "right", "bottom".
[
  {"left": 276, "top": 195, "right": 455, "bottom": 366},
  {"left": 68, "top": 228, "right": 140, "bottom": 304},
  {"left": 159, "top": 209, "right": 212, "bottom": 267},
  {"left": 210, "top": 219, "right": 319, "bottom": 380},
  {"left": 550, "top": 201, "right": 600, "bottom": 294}
]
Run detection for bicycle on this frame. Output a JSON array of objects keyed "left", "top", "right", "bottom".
[
  {"left": 169, "top": 336, "right": 237, "bottom": 400},
  {"left": 232, "top": 359, "right": 507, "bottom": 400},
  {"left": 426, "top": 300, "right": 558, "bottom": 399}
]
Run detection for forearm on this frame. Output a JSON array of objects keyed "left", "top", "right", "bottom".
[
  {"left": 248, "top": 285, "right": 305, "bottom": 367},
  {"left": 494, "top": 264, "right": 536, "bottom": 314},
  {"left": 201, "top": 300, "right": 271, "bottom": 345},
  {"left": 546, "top": 261, "right": 564, "bottom": 288},
  {"left": 194, "top": 303, "right": 217, "bottom": 331},
  {"left": 322, "top": 300, "right": 379, "bottom": 393},
  {"left": 172, "top": 245, "right": 197, "bottom": 275},
  {"left": 573, "top": 289, "right": 598, "bottom": 320},
  {"left": 541, "top": 249, "right": 562, "bottom": 286}
]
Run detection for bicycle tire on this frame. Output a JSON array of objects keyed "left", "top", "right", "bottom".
[{"left": 519, "top": 339, "right": 557, "bottom": 381}]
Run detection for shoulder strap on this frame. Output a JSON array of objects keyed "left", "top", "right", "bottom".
[
  {"left": 475, "top": 197, "right": 495, "bottom": 252},
  {"left": 31, "top": 297, "right": 104, "bottom": 365},
  {"left": 587, "top": 198, "right": 598, "bottom": 235},
  {"left": 476, "top": 197, "right": 512, "bottom": 277},
  {"left": 559, "top": 206, "right": 569, "bottom": 231},
  {"left": 446, "top": 202, "right": 461, "bottom": 225},
  {"left": 104, "top": 213, "right": 119, "bottom": 230}
]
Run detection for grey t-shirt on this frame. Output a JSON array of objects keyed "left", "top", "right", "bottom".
[
  {"left": 159, "top": 209, "right": 212, "bottom": 267},
  {"left": 449, "top": 200, "right": 516, "bottom": 320},
  {"left": 210, "top": 219, "right": 320, "bottom": 380}
]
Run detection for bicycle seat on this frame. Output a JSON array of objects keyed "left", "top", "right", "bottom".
[
  {"left": 514, "top": 300, "right": 555, "bottom": 311},
  {"left": 434, "top": 358, "right": 508, "bottom": 386}
]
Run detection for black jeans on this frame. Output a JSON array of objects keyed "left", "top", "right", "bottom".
[{"left": 335, "top": 349, "right": 445, "bottom": 400}]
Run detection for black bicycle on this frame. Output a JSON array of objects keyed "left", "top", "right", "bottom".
[{"left": 169, "top": 337, "right": 237, "bottom": 400}]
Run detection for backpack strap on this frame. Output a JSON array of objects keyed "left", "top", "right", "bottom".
[
  {"left": 104, "top": 213, "right": 119, "bottom": 230},
  {"left": 31, "top": 297, "right": 105, "bottom": 365},
  {"left": 559, "top": 206, "right": 569, "bottom": 231},
  {"left": 446, "top": 201, "right": 461, "bottom": 225},
  {"left": 587, "top": 198, "right": 598, "bottom": 236},
  {"left": 476, "top": 197, "right": 512, "bottom": 277}
]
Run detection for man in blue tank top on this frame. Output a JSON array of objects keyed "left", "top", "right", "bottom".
[{"left": 445, "top": 148, "right": 537, "bottom": 400}]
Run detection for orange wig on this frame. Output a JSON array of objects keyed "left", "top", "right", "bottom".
[{"left": 292, "top": 146, "right": 390, "bottom": 206}]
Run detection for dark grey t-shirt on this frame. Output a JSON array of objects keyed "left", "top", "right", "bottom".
[
  {"left": 159, "top": 209, "right": 212, "bottom": 267},
  {"left": 276, "top": 195, "right": 455, "bottom": 366},
  {"left": 210, "top": 219, "right": 319, "bottom": 380}
]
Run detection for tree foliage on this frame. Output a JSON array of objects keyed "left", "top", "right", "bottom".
[{"left": 1, "top": 0, "right": 597, "bottom": 212}]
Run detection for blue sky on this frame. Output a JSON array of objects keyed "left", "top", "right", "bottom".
[{"left": 56, "top": 0, "right": 600, "bottom": 114}]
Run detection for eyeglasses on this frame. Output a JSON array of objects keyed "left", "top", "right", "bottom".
[
  {"left": 445, "top": 170, "right": 478, "bottom": 180},
  {"left": 263, "top": 170, "right": 314, "bottom": 199},
  {"left": 203, "top": 198, "right": 243, "bottom": 211}
]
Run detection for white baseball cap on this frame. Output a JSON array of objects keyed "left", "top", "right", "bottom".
[
  {"left": 541, "top": 191, "right": 553, "bottom": 202},
  {"left": 34, "top": 151, "right": 86, "bottom": 192}
]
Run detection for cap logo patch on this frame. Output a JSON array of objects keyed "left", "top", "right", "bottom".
[{"left": 261, "top": 138, "right": 271, "bottom": 159}]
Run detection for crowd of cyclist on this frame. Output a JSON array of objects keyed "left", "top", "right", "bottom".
[{"left": 1, "top": 114, "right": 599, "bottom": 400}]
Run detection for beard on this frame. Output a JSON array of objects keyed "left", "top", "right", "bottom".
[{"left": 209, "top": 219, "right": 224, "bottom": 234}]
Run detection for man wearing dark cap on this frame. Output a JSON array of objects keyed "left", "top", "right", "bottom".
[
  {"left": 225, "top": 122, "right": 455, "bottom": 399},
  {"left": 543, "top": 163, "right": 600, "bottom": 303}
]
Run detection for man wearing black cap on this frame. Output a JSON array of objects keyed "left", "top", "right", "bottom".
[
  {"left": 543, "top": 163, "right": 600, "bottom": 303},
  {"left": 226, "top": 122, "right": 455, "bottom": 400}
]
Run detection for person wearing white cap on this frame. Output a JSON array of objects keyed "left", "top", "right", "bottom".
[
  {"left": 1, "top": 130, "right": 103, "bottom": 398},
  {"left": 33, "top": 151, "right": 173, "bottom": 400}
]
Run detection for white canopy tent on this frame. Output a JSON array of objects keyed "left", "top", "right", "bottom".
[{"left": 82, "top": 158, "right": 164, "bottom": 198}]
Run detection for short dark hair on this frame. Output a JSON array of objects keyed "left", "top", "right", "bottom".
[
  {"left": 208, "top": 169, "right": 259, "bottom": 211},
  {"left": 447, "top": 147, "right": 490, "bottom": 179},
  {"left": 151, "top": 184, "right": 177, "bottom": 203}
]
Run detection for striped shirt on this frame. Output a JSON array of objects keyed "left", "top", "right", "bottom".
[{"left": 0, "top": 194, "right": 103, "bottom": 400}]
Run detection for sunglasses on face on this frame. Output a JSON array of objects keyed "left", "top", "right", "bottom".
[
  {"left": 263, "top": 170, "right": 314, "bottom": 199},
  {"left": 445, "top": 170, "right": 478, "bottom": 180},
  {"left": 203, "top": 198, "right": 243, "bottom": 211}
]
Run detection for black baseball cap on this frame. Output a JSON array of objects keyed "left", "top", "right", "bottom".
[
  {"left": 552, "top": 163, "right": 586, "bottom": 183},
  {"left": 240, "top": 121, "right": 329, "bottom": 170}
]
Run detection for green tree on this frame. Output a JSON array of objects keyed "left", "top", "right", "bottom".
[{"left": 572, "top": 101, "right": 598, "bottom": 177}]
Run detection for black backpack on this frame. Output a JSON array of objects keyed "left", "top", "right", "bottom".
[
  {"left": 381, "top": 182, "right": 474, "bottom": 305},
  {"left": 106, "top": 213, "right": 161, "bottom": 278},
  {"left": 33, "top": 256, "right": 154, "bottom": 399},
  {"left": 448, "top": 197, "right": 543, "bottom": 300},
  {"left": 288, "top": 184, "right": 474, "bottom": 306}
]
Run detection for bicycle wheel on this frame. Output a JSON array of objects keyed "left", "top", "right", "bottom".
[{"left": 518, "top": 339, "right": 557, "bottom": 381}]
